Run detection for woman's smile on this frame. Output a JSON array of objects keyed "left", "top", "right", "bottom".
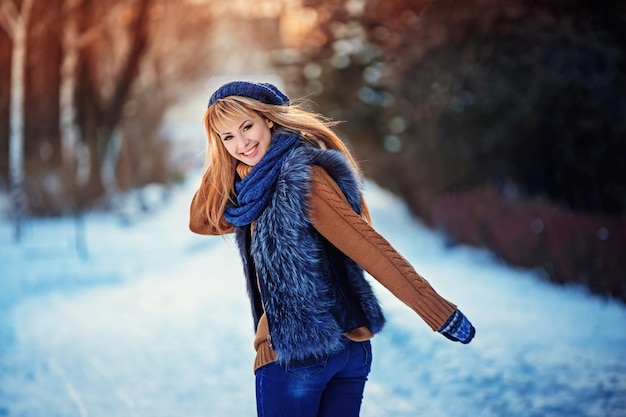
[{"left": 242, "top": 144, "right": 259, "bottom": 158}]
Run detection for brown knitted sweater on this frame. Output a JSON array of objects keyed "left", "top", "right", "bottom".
[{"left": 189, "top": 165, "right": 457, "bottom": 373}]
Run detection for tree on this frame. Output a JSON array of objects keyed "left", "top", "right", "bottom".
[
  {"left": 0, "top": 0, "right": 35, "bottom": 239},
  {"left": 24, "top": 0, "right": 63, "bottom": 214},
  {"left": 115, "top": 0, "right": 221, "bottom": 194},
  {"left": 0, "top": 16, "right": 10, "bottom": 186},
  {"left": 73, "top": 0, "right": 153, "bottom": 208},
  {"left": 376, "top": 0, "right": 626, "bottom": 214}
]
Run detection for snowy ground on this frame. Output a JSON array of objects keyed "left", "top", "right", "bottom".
[{"left": 1, "top": 173, "right": 625, "bottom": 417}]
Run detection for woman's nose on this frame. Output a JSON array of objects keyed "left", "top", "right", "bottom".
[{"left": 237, "top": 135, "right": 250, "bottom": 149}]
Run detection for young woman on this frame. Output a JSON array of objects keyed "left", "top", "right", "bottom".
[{"left": 189, "top": 81, "right": 475, "bottom": 417}]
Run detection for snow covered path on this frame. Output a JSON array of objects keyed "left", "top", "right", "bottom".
[{"left": 1, "top": 174, "right": 625, "bottom": 417}]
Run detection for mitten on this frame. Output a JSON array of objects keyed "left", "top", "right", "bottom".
[{"left": 438, "top": 309, "right": 475, "bottom": 344}]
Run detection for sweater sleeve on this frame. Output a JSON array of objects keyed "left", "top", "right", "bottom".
[
  {"left": 189, "top": 173, "right": 234, "bottom": 236},
  {"left": 307, "top": 165, "right": 457, "bottom": 331}
]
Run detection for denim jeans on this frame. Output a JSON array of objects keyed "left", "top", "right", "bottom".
[{"left": 255, "top": 340, "right": 372, "bottom": 417}]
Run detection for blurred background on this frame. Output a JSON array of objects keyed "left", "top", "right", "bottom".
[
  {"left": 1, "top": 0, "right": 624, "bottom": 302},
  {"left": 1, "top": 1, "right": 626, "bottom": 416}
]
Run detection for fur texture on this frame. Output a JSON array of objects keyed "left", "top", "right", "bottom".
[{"left": 235, "top": 144, "right": 386, "bottom": 363}]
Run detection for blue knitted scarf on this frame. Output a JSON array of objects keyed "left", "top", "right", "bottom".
[{"left": 225, "top": 131, "right": 301, "bottom": 226}]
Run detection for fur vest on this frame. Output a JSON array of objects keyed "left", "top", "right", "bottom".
[{"left": 234, "top": 145, "right": 386, "bottom": 363}]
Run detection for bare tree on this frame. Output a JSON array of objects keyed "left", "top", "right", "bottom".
[
  {"left": 21, "top": 0, "right": 65, "bottom": 215},
  {"left": 115, "top": 0, "right": 220, "bottom": 193},
  {"left": 0, "top": 0, "right": 35, "bottom": 240},
  {"left": 60, "top": 0, "right": 81, "bottom": 168},
  {"left": 72, "top": 0, "right": 152, "bottom": 208}
]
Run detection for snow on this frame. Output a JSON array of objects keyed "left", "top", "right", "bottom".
[{"left": 1, "top": 172, "right": 625, "bottom": 417}]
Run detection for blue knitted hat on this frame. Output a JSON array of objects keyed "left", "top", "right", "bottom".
[{"left": 208, "top": 81, "right": 290, "bottom": 107}]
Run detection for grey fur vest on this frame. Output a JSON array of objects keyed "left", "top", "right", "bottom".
[{"left": 234, "top": 145, "right": 386, "bottom": 363}]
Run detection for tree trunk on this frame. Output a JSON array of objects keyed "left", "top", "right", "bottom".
[
  {"left": 75, "top": 55, "right": 106, "bottom": 207},
  {"left": 6, "top": 0, "right": 35, "bottom": 239},
  {"left": 24, "top": 0, "right": 63, "bottom": 215},
  {"left": 0, "top": 27, "right": 10, "bottom": 184},
  {"left": 60, "top": 0, "right": 80, "bottom": 166}
]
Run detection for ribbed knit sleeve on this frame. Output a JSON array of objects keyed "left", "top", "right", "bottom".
[
  {"left": 307, "top": 166, "right": 456, "bottom": 331},
  {"left": 189, "top": 173, "right": 234, "bottom": 236}
]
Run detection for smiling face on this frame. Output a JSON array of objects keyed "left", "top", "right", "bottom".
[{"left": 215, "top": 111, "right": 274, "bottom": 166}]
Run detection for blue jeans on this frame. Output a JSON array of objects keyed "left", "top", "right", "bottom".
[{"left": 255, "top": 340, "right": 372, "bottom": 417}]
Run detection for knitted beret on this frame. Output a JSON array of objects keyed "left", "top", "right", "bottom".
[{"left": 208, "top": 81, "right": 290, "bottom": 107}]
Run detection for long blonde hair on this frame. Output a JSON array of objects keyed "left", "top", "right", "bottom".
[{"left": 199, "top": 96, "right": 370, "bottom": 234}]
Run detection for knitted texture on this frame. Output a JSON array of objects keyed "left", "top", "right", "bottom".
[
  {"left": 307, "top": 166, "right": 456, "bottom": 331},
  {"left": 224, "top": 131, "right": 300, "bottom": 226},
  {"left": 438, "top": 309, "right": 475, "bottom": 344},
  {"left": 208, "top": 81, "right": 289, "bottom": 107}
]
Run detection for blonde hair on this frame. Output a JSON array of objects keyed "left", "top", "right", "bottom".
[{"left": 199, "top": 96, "right": 370, "bottom": 234}]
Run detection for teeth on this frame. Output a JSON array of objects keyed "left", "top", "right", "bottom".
[{"left": 243, "top": 145, "right": 256, "bottom": 156}]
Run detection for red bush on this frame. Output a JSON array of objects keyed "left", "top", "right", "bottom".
[{"left": 408, "top": 186, "right": 626, "bottom": 301}]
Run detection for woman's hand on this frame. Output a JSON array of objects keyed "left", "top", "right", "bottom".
[{"left": 438, "top": 309, "right": 476, "bottom": 344}]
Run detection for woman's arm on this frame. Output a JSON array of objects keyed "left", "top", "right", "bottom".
[
  {"left": 307, "top": 165, "right": 458, "bottom": 332},
  {"left": 189, "top": 174, "right": 233, "bottom": 235}
]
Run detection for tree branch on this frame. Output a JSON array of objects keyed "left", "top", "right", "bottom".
[
  {"left": 73, "top": 2, "right": 125, "bottom": 50},
  {"left": 0, "top": 0, "right": 18, "bottom": 37},
  {"left": 21, "top": 0, "right": 35, "bottom": 21},
  {"left": 106, "top": 0, "right": 152, "bottom": 127}
]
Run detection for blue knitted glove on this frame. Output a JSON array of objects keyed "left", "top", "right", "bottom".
[{"left": 438, "top": 309, "right": 475, "bottom": 344}]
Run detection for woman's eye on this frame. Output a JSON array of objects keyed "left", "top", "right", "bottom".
[
  {"left": 243, "top": 124, "right": 252, "bottom": 131},
  {"left": 222, "top": 135, "right": 233, "bottom": 141}
]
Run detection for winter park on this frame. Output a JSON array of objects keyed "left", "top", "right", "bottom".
[{"left": 1, "top": 1, "right": 626, "bottom": 417}]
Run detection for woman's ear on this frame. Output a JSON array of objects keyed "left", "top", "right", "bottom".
[{"left": 266, "top": 119, "right": 274, "bottom": 129}]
